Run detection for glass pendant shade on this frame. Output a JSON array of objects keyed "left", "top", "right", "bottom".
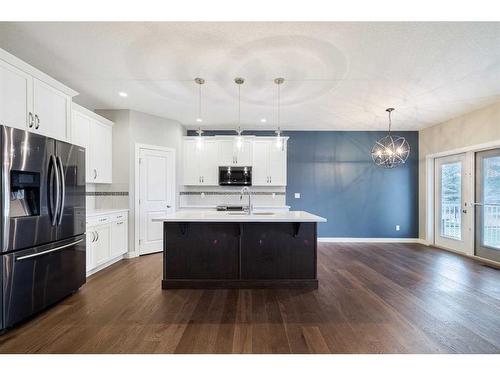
[{"left": 371, "top": 108, "right": 410, "bottom": 168}]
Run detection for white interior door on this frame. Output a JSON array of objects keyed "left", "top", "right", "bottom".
[
  {"left": 434, "top": 153, "right": 471, "bottom": 253},
  {"left": 139, "top": 147, "right": 175, "bottom": 255}
]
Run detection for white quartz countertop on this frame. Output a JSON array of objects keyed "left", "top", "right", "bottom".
[
  {"left": 86, "top": 208, "right": 129, "bottom": 217},
  {"left": 153, "top": 210, "right": 327, "bottom": 223}
]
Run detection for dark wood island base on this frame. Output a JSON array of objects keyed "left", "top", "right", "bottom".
[{"left": 162, "top": 221, "right": 318, "bottom": 289}]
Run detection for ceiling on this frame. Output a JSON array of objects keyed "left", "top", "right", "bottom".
[{"left": 1, "top": 22, "right": 500, "bottom": 131}]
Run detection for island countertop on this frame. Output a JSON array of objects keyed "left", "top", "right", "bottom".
[{"left": 153, "top": 210, "right": 327, "bottom": 223}]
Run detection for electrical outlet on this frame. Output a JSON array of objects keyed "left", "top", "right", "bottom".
[
  {"left": 395, "top": 225, "right": 400, "bottom": 231},
  {"left": 201, "top": 192, "right": 205, "bottom": 199},
  {"left": 272, "top": 193, "right": 276, "bottom": 199},
  {"left": 294, "top": 193, "right": 301, "bottom": 199}
]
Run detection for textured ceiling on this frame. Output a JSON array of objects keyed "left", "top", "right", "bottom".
[{"left": 1, "top": 22, "right": 499, "bottom": 130}]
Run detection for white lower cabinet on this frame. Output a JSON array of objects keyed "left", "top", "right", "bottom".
[{"left": 86, "top": 211, "right": 128, "bottom": 276}]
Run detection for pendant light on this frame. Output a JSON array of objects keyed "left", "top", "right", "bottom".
[
  {"left": 371, "top": 108, "right": 410, "bottom": 168},
  {"left": 194, "top": 77, "right": 204, "bottom": 123},
  {"left": 234, "top": 77, "right": 245, "bottom": 149},
  {"left": 274, "top": 78, "right": 285, "bottom": 149}
]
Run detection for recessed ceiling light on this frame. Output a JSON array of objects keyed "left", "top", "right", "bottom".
[
  {"left": 260, "top": 118, "right": 267, "bottom": 123},
  {"left": 119, "top": 92, "right": 128, "bottom": 97},
  {"left": 196, "top": 118, "right": 203, "bottom": 123}
]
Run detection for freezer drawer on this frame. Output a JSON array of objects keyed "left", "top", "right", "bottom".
[{"left": 1, "top": 235, "right": 86, "bottom": 329}]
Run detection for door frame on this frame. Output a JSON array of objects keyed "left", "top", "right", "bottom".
[
  {"left": 425, "top": 137, "right": 500, "bottom": 264},
  {"left": 134, "top": 143, "right": 176, "bottom": 256}
]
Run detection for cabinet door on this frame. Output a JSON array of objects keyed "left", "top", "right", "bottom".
[
  {"left": 268, "top": 142, "right": 287, "bottom": 186},
  {"left": 90, "top": 121, "right": 112, "bottom": 183},
  {"left": 236, "top": 139, "right": 252, "bottom": 166},
  {"left": 86, "top": 229, "right": 95, "bottom": 273},
  {"left": 199, "top": 140, "right": 219, "bottom": 185},
  {"left": 182, "top": 139, "right": 201, "bottom": 185},
  {"left": 32, "top": 78, "right": 69, "bottom": 140},
  {"left": 93, "top": 224, "right": 111, "bottom": 266},
  {"left": 218, "top": 139, "right": 235, "bottom": 165},
  {"left": 71, "top": 111, "right": 92, "bottom": 183},
  {"left": 0, "top": 60, "right": 31, "bottom": 130},
  {"left": 252, "top": 140, "right": 269, "bottom": 185},
  {"left": 111, "top": 219, "right": 128, "bottom": 258}
]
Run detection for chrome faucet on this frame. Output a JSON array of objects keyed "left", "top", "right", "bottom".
[{"left": 240, "top": 186, "right": 253, "bottom": 215}]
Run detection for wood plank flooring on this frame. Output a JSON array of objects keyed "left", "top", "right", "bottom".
[{"left": 1, "top": 243, "right": 499, "bottom": 353}]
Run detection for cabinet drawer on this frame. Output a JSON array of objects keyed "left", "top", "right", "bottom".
[
  {"left": 86, "top": 215, "right": 110, "bottom": 227},
  {"left": 112, "top": 212, "right": 127, "bottom": 222}
]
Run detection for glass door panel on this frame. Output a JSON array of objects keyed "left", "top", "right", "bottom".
[
  {"left": 435, "top": 153, "right": 469, "bottom": 253},
  {"left": 475, "top": 149, "right": 500, "bottom": 262}
]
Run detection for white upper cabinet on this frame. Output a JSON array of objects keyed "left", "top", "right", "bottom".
[
  {"left": 199, "top": 140, "right": 219, "bottom": 185},
  {"left": 217, "top": 137, "right": 252, "bottom": 166},
  {"left": 182, "top": 136, "right": 287, "bottom": 186},
  {"left": 183, "top": 138, "right": 218, "bottom": 185},
  {"left": 72, "top": 103, "right": 113, "bottom": 184},
  {"left": 0, "top": 48, "right": 77, "bottom": 140},
  {"left": 0, "top": 59, "right": 31, "bottom": 130},
  {"left": 90, "top": 122, "right": 113, "bottom": 183},
  {"left": 251, "top": 140, "right": 270, "bottom": 185},
  {"left": 251, "top": 138, "right": 288, "bottom": 186},
  {"left": 32, "top": 78, "right": 70, "bottom": 140}
]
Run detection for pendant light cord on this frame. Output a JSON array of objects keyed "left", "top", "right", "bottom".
[
  {"left": 388, "top": 110, "right": 392, "bottom": 134},
  {"left": 238, "top": 84, "right": 241, "bottom": 130}
]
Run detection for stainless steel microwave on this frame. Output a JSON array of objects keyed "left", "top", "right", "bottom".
[{"left": 218, "top": 166, "right": 252, "bottom": 186}]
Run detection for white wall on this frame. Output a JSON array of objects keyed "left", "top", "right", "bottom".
[
  {"left": 96, "top": 109, "right": 185, "bottom": 257},
  {"left": 419, "top": 100, "right": 500, "bottom": 240}
]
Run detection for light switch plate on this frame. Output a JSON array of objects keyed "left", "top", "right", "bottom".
[
  {"left": 395, "top": 225, "right": 400, "bottom": 231},
  {"left": 294, "top": 193, "right": 301, "bottom": 199}
]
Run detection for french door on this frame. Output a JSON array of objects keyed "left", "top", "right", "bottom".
[
  {"left": 434, "top": 153, "right": 471, "bottom": 253},
  {"left": 475, "top": 149, "right": 500, "bottom": 263}
]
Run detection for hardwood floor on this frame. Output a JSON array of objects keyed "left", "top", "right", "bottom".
[{"left": 1, "top": 243, "right": 499, "bottom": 353}]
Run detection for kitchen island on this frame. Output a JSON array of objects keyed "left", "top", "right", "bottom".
[{"left": 154, "top": 211, "right": 327, "bottom": 289}]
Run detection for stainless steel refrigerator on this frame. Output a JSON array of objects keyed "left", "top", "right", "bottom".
[{"left": 0, "top": 126, "right": 86, "bottom": 332}]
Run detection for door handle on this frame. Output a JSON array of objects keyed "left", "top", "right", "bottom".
[
  {"left": 28, "top": 112, "right": 34, "bottom": 128},
  {"left": 16, "top": 239, "right": 84, "bottom": 261},
  {"left": 462, "top": 209, "right": 467, "bottom": 214},
  {"left": 56, "top": 156, "right": 65, "bottom": 225},
  {"left": 34, "top": 114, "right": 40, "bottom": 129},
  {"left": 50, "top": 155, "right": 60, "bottom": 226}
]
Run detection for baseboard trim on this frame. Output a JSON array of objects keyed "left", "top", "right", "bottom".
[{"left": 318, "top": 237, "right": 423, "bottom": 243}]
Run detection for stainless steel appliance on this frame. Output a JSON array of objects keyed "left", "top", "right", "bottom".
[
  {"left": 0, "top": 126, "right": 86, "bottom": 332},
  {"left": 218, "top": 166, "right": 252, "bottom": 186}
]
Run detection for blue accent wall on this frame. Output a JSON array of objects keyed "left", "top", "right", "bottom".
[{"left": 187, "top": 130, "right": 419, "bottom": 238}]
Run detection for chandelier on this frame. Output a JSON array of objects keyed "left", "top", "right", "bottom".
[{"left": 371, "top": 108, "right": 410, "bottom": 168}]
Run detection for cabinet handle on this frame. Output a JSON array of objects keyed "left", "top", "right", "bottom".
[
  {"left": 95, "top": 231, "right": 99, "bottom": 242},
  {"left": 93, "top": 169, "right": 97, "bottom": 179},
  {"left": 34, "top": 114, "right": 40, "bottom": 129},
  {"left": 91, "top": 231, "right": 96, "bottom": 242},
  {"left": 116, "top": 221, "right": 124, "bottom": 225},
  {"left": 270, "top": 176, "right": 272, "bottom": 184},
  {"left": 202, "top": 176, "right": 204, "bottom": 183},
  {"left": 28, "top": 112, "right": 34, "bottom": 128}
]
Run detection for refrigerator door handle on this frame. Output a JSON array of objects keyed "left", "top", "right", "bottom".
[
  {"left": 48, "top": 155, "right": 55, "bottom": 225},
  {"left": 56, "top": 156, "right": 65, "bottom": 225},
  {"left": 2, "top": 130, "right": 10, "bottom": 251},
  {"left": 49, "top": 155, "right": 60, "bottom": 226},
  {"left": 15, "top": 238, "right": 84, "bottom": 261}
]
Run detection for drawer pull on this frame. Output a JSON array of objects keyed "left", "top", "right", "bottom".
[
  {"left": 16, "top": 239, "right": 83, "bottom": 261},
  {"left": 116, "top": 221, "right": 124, "bottom": 225}
]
